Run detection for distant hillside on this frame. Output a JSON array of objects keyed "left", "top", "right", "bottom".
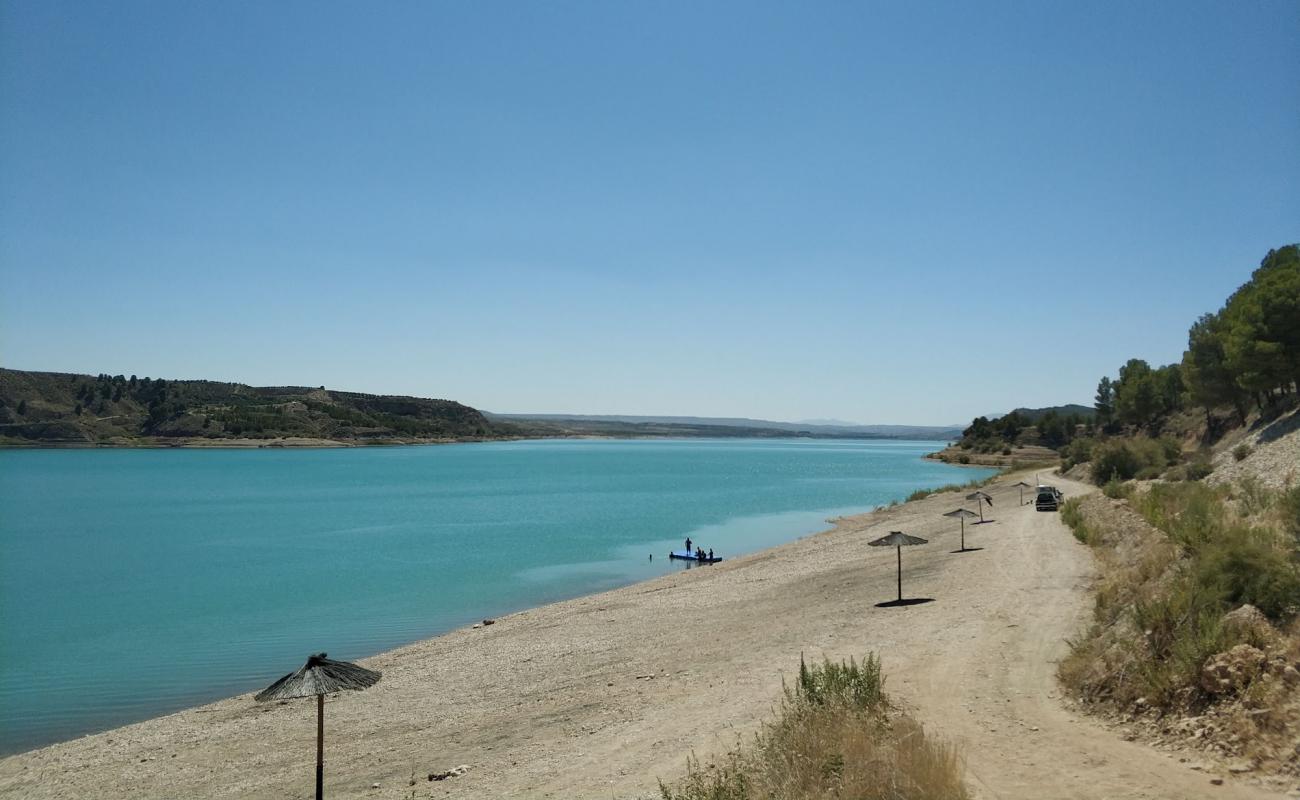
[
  {"left": 1006, "top": 404, "right": 1095, "bottom": 421},
  {"left": 0, "top": 369, "right": 515, "bottom": 446},
  {"left": 490, "top": 413, "right": 962, "bottom": 441}
]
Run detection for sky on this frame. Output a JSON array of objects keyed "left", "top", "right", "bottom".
[{"left": 2, "top": 2, "right": 1297, "bottom": 425}]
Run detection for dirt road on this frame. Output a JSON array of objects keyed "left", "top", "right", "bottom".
[{"left": 0, "top": 473, "right": 1281, "bottom": 798}]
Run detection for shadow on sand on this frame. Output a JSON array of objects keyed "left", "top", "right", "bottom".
[
  {"left": 874, "top": 598, "right": 935, "bottom": 608},
  {"left": 972, "top": 519, "right": 996, "bottom": 525},
  {"left": 950, "top": 547, "right": 984, "bottom": 554}
]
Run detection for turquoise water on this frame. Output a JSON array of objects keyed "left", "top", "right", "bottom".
[{"left": 0, "top": 438, "right": 990, "bottom": 755}]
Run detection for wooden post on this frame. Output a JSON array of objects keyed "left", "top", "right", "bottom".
[
  {"left": 316, "top": 693, "right": 324, "bottom": 800},
  {"left": 960, "top": 517, "right": 966, "bottom": 551},
  {"left": 896, "top": 546, "right": 902, "bottom": 602}
]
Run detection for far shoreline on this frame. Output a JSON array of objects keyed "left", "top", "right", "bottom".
[{"left": 0, "top": 433, "right": 960, "bottom": 450}]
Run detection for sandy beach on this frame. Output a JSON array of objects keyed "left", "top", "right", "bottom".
[{"left": 0, "top": 471, "right": 1279, "bottom": 799}]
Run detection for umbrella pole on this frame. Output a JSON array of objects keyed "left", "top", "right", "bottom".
[
  {"left": 960, "top": 517, "right": 965, "bottom": 551},
  {"left": 316, "top": 694, "right": 324, "bottom": 800},
  {"left": 896, "top": 546, "right": 902, "bottom": 602}
]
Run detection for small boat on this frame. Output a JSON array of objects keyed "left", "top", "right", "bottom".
[{"left": 668, "top": 550, "right": 722, "bottom": 563}]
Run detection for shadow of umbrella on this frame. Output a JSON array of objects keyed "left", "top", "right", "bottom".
[
  {"left": 943, "top": 508, "right": 981, "bottom": 551},
  {"left": 256, "top": 653, "right": 382, "bottom": 800},
  {"left": 1012, "top": 481, "right": 1033, "bottom": 506},
  {"left": 868, "top": 530, "right": 931, "bottom": 607},
  {"left": 966, "top": 490, "right": 994, "bottom": 523}
]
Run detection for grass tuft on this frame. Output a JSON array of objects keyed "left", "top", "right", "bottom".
[{"left": 660, "top": 655, "right": 967, "bottom": 800}]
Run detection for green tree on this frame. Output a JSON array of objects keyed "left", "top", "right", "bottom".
[
  {"left": 16, "top": 400, "right": 27, "bottom": 416},
  {"left": 1115, "top": 359, "right": 1158, "bottom": 426},
  {"left": 1094, "top": 377, "right": 1115, "bottom": 427},
  {"left": 1153, "top": 364, "right": 1185, "bottom": 416},
  {"left": 1038, "top": 410, "right": 1070, "bottom": 448},
  {"left": 1183, "top": 312, "right": 1247, "bottom": 425},
  {"left": 1249, "top": 245, "right": 1300, "bottom": 391},
  {"left": 1222, "top": 264, "right": 1291, "bottom": 400}
]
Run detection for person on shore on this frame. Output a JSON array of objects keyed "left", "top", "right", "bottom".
[
  {"left": 708, "top": 548, "right": 713, "bottom": 561},
  {"left": 685, "top": 537, "right": 692, "bottom": 553}
]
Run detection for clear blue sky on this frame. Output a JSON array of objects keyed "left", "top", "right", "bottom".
[{"left": 2, "top": 2, "right": 1297, "bottom": 425}]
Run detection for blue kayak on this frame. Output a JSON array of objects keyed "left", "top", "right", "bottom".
[{"left": 669, "top": 550, "right": 722, "bottom": 563}]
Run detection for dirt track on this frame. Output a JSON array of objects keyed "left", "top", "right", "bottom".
[{"left": 0, "top": 472, "right": 1283, "bottom": 799}]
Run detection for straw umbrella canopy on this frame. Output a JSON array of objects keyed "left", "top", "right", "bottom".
[
  {"left": 965, "top": 490, "right": 993, "bottom": 523},
  {"left": 943, "top": 508, "right": 980, "bottom": 551},
  {"left": 1012, "top": 481, "right": 1033, "bottom": 506},
  {"left": 256, "top": 653, "right": 381, "bottom": 800},
  {"left": 868, "top": 531, "right": 928, "bottom": 603}
]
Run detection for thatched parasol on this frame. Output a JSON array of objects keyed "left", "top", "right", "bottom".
[
  {"left": 965, "top": 490, "right": 993, "bottom": 523},
  {"left": 1012, "top": 481, "right": 1033, "bottom": 505},
  {"left": 942, "top": 508, "right": 980, "bottom": 551},
  {"left": 868, "top": 531, "right": 928, "bottom": 603},
  {"left": 256, "top": 653, "right": 381, "bottom": 800}
]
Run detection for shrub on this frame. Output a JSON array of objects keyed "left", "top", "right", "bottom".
[
  {"left": 1233, "top": 443, "right": 1252, "bottom": 462},
  {"left": 1157, "top": 436, "right": 1183, "bottom": 465},
  {"left": 660, "top": 656, "right": 967, "bottom": 800},
  {"left": 1281, "top": 486, "right": 1300, "bottom": 543},
  {"left": 1235, "top": 475, "right": 1275, "bottom": 516},
  {"left": 1134, "top": 482, "right": 1300, "bottom": 622},
  {"left": 1092, "top": 440, "right": 1143, "bottom": 483},
  {"left": 1184, "top": 459, "right": 1214, "bottom": 481},
  {"left": 1102, "top": 477, "right": 1132, "bottom": 500},
  {"left": 1194, "top": 526, "right": 1300, "bottom": 620},
  {"left": 1060, "top": 497, "right": 1093, "bottom": 543},
  {"left": 1001, "top": 446, "right": 1012, "bottom": 456},
  {"left": 957, "top": 454, "right": 970, "bottom": 464},
  {"left": 795, "top": 653, "right": 886, "bottom": 710},
  {"left": 1062, "top": 437, "right": 1095, "bottom": 471},
  {"left": 1093, "top": 436, "right": 1183, "bottom": 484}
]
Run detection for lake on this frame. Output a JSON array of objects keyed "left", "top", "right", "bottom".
[{"left": 0, "top": 438, "right": 991, "bottom": 754}]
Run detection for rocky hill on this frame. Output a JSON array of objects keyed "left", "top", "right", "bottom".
[{"left": 0, "top": 369, "right": 514, "bottom": 446}]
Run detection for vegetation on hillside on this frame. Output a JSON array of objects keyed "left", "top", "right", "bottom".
[
  {"left": 0, "top": 369, "right": 512, "bottom": 445},
  {"left": 659, "top": 655, "right": 967, "bottom": 800},
  {"left": 1094, "top": 245, "right": 1298, "bottom": 442},
  {"left": 957, "top": 244, "right": 1299, "bottom": 477},
  {"left": 1038, "top": 245, "right": 1300, "bottom": 777},
  {"left": 1058, "top": 481, "right": 1300, "bottom": 773}
]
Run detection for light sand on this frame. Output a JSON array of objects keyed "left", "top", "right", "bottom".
[{"left": 0, "top": 473, "right": 1282, "bottom": 799}]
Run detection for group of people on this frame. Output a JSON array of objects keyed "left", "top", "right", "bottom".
[{"left": 683, "top": 537, "right": 714, "bottom": 561}]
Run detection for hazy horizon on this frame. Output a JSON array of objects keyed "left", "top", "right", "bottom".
[{"left": 3, "top": 2, "right": 1297, "bottom": 426}]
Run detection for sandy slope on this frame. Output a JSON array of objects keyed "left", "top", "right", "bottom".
[{"left": 0, "top": 473, "right": 1282, "bottom": 799}]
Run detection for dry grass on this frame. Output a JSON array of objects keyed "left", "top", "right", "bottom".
[
  {"left": 1057, "top": 482, "right": 1300, "bottom": 776},
  {"left": 659, "top": 655, "right": 968, "bottom": 800}
]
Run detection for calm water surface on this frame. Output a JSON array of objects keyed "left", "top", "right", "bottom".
[{"left": 0, "top": 438, "right": 991, "bottom": 754}]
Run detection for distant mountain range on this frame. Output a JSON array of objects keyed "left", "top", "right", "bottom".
[{"left": 489, "top": 413, "right": 963, "bottom": 441}]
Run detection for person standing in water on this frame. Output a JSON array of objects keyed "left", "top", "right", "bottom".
[{"left": 685, "top": 537, "right": 692, "bottom": 552}]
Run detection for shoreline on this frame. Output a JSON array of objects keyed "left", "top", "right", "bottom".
[
  {"left": 0, "top": 451, "right": 999, "bottom": 759},
  {"left": 4, "top": 466, "right": 1276, "bottom": 799}
]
